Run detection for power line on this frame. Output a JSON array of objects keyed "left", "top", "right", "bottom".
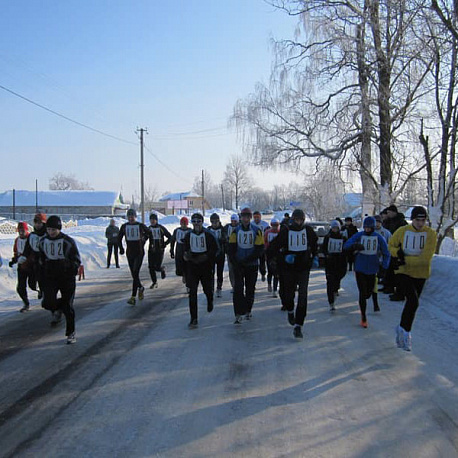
[{"left": 0, "top": 83, "right": 137, "bottom": 145}]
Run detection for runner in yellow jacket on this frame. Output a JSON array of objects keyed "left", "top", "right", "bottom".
[{"left": 388, "top": 206, "right": 437, "bottom": 351}]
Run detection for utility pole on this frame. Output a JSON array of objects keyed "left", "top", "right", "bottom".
[
  {"left": 35, "top": 179, "right": 38, "bottom": 213},
  {"left": 201, "top": 169, "right": 205, "bottom": 216},
  {"left": 136, "top": 127, "right": 148, "bottom": 223}
]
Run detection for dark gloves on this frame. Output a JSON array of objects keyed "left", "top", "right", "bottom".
[
  {"left": 392, "top": 257, "right": 405, "bottom": 270},
  {"left": 170, "top": 251, "right": 175, "bottom": 259},
  {"left": 8, "top": 260, "right": 14, "bottom": 268},
  {"left": 119, "top": 247, "right": 125, "bottom": 255},
  {"left": 353, "top": 243, "right": 365, "bottom": 252}
]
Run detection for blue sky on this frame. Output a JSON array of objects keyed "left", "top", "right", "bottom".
[{"left": 0, "top": 0, "right": 300, "bottom": 200}]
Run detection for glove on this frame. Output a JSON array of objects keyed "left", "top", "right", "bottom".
[
  {"left": 285, "top": 254, "right": 296, "bottom": 265},
  {"left": 170, "top": 251, "right": 175, "bottom": 259},
  {"left": 119, "top": 247, "right": 125, "bottom": 256},
  {"left": 397, "top": 247, "right": 406, "bottom": 263},
  {"left": 353, "top": 243, "right": 365, "bottom": 252},
  {"left": 9, "top": 260, "right": 14, "bottom": 268},
  {"left": 392, "top": 257, "right": 405, "bottom": 270}
]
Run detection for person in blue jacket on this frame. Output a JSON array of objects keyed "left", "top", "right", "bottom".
[{"left": 344, "top": 216, "right": 390, "bottom": 328}]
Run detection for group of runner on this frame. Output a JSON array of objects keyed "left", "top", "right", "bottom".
[{"left": 6, "top": 205, "right": 436, "bottom": 351}]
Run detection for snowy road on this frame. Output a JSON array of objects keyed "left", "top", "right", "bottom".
[{"left": 0, "top": 264, "right": 457, "bottom": 457}]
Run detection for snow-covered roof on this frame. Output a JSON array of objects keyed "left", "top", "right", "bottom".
[
  {"left": 0, "top": 190, "right": 123, "bottom": 207},
  {"left": 159, "top": 191, "right": 201, "bottom": 201}
]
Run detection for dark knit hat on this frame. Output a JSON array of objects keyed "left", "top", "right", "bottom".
[
  {"left": 126, "top": 208, "right": 137, "bottom": 217},
  {"left": 149, "top": 213, "right": 158, "bottom": 220},
  {"left": 387, "top": 205, "right": 398, "bottom": 213},
  {"left": 191, "top": 213, "right": 204, "bottom": 222},
  {"left": 240, "top": 207, "right": 252, "bottom": 216},
  {"left": 411, "top": 206, "right": 427, "bottom": 219},
  {"left": 344, "top": 216, "right": 353, "bottom": 222},
  {"left": 374, "top": 215, "right": 382, "bottom": 222},
  {"left": 292, "top": 209, "right": 305, "bottom": 220},
  {"left": 46, "top": 215, "right": 62, "bottom": 230},
  {"left": 363, "top": 216, "right": 376, "bottom": 228}
]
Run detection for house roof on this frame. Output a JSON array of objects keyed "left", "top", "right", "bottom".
[
  {"left": 159, "top": 191, "right": 201, "bottom": 201},
  {"left": 0, "top": 190, "right": 124, "bottom": 207}
]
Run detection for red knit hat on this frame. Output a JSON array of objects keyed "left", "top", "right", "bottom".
[
  {"left": 17, "top": 222, "right": 29, "bottom": 234},
  {"left": 180, "top": 216, "right": 189, "bottom": 225},
  {"left": 34, "top": 213, "right": 47, "bottom": 223}
]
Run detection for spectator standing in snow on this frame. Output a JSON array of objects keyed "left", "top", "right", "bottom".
[
  {"left": 389, "top": 206, "right": 436, "bottom": 351},
  {"left": 105, "top": 219, "right": 120, "bottom": 268}
]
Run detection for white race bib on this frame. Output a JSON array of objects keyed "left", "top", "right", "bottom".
[
  {"left": 176, "top": 229, "right": 187, "bottom": 244},
  {"left": 150, "top": 227, "right": 162, "bottom": 240},
  {"left": 29, "top": 233, "right": 42, "bottom": 252},
  {"left": 288, "top": 229, "right": 308, "bottom": 252},
  {"left": 403, "top": 231, "right": 426, "bottom": 256},
  {"left": 16, "top": 238, "right": 27, "bottom": 255},
  {"left": 43, "top": 238, "right": 65, "bottom": 260},
  {"left": 190, "top": 233, "right": 207, "bottom": 253},
  {"left": 125, "top": 225, "right": 141, "bottom": 241},
  {"left": 267, "top": 232, "right": 278, "bottom": 243},
  {"left": 360, "top": 235, "right": 379, "bottom": 255},
  {"left": 328, "top": 238, "right": 343, "bottom": 254},
  {"left": 237, "top": 230, "right": 255, "bottom": 249}
]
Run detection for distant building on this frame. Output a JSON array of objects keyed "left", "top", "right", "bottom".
[
  {"left": 0, "top": 190, "right": 128, "bottom": 220},
  {"left": 150, "top": 191, "right": 211, "bottom": 215}
]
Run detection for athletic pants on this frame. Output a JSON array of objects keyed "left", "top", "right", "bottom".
[
  {"left": 42, "top": 275, "right": 76, "bottom": 336},
  {"left": 107, "top": 243, "right": 119, "bottom": 267},
  {"left": 282, "top": 269, "right": 311, "bottom": 326},
  {"left": 148, "top": 249, "right": 164, "bottom": 283},
  {"left": 355, "top": 272, "right": 376, "bottom": 321},
  {"left": 227, "top": 256, "right": 235, "bottom": 288},
  {"left": 258, "top": 253, "right": 267, "bottom": 277},
  {"left": 187, "top": 265, "right": 214, "bottom": 320},
  {"left": 233, "top": 264, "right": 258, "bottom": 316},
  {"left": 398, "top": 274, "right": 426, "bottom": 332},
  {"left": 128, "top": 253, "right": 144, "bottom": 296},
  {"left": 16, "top": 267, "right": 30, "bottom": 306},
  {"left": 266, "top": 256, "right": 279, "bottom": 291},
  {"left": 214, "top": 254, "right": 225, "bottom": 290}
]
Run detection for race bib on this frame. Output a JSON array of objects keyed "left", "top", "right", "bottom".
[
  {"left": 327, "top": 238, "right": 343, "bottom": 254},
  {"left": 176, "top": 229, "right": 187, "bottom": 244},
  {"left": 125, "top": 224, "right": 141, "bottom": 241},
  {"left": 237, "top": 230, "right": 255, "bottom": 249},
  {"left": 150, "top": 227, "right": 162, "bottom": 240},
  {"left": 42, "top": 238, "right": 65, "bottom": 260},
  {"left": 360, "top": 235, "right": 379, "bottom": 255},
  {"left": 403, "top": 231, "right": 426, "bottom": 256},
  {"left": 288, "top": 229, "right": 308, "bottom": 252},
  {"left": 16, "top": 238, "right": 27, "bottom": 255},
  {"left": 267, "top": 232, "right": 278, "bottom": 243},
  {"left": 29, "top": 233, "right": 42, "bottom": 252},
  {"left": 190, "top": 233, "right": 207, "bottom": 253}
]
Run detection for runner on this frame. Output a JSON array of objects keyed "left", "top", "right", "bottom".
[
  {"left": 342, "top": 217, "right": 358, "bottom": 271},
  {"left": 8, "top": 222, "right": 31, "bottom": 312},
  {"left": 228, "top": 207, "right": 264, "bottom": 324},
  {"left": 253, "top": 211, "right": 270, "bottom": 282},
  {"left": 118, "top": 209, "right": 150, "bottom": 305},
  {"left": 389, "top": 206, "right": 436, "bottom": 351},
  {"left": 183, "top": 213, "right": 218, "bottom": 328},
  {"left": 344, "top": 216, "right": 390, "bottom": 328},
  {"left": 268, "top": 209, "right": 318, "bottom": 339},
  {"left": 223, "top": 213, "right": 240, "bottom": 292},
  {"left": 207, "top": 213, "right": 226, "bottom": 298},
  {"left": 38, "top": 215, "right": 81, "bottom": 344},
  {"left": 105, "top": 218, "right": 120, "bottom": 268},
  {"left": 170, "top": 216, "right": 192, "bottom": 288},
  {"left": 322, "top": 220, "right": 347, "bottom": 312},
  {"left": 22, "top": 213, "right": 47, "bottom": 304},
  {"left": 264, "top": 218, "right": 280, "bottom": 298},
  {"left": 147, "top": 213, "right": 172, "bottom": 289}
]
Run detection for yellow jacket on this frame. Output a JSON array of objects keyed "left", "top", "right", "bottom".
[{"left": 388, "top": 224, "right": 437, "bottom": 279}]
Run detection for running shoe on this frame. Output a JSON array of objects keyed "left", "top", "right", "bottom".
[
  {"left": 207, "top": 300, "right": 214, "bottom": 313},
  {"left": 150, "top": 282, "right": 158, "bottom": 289},
  {"left": 160, "top": 267, "right": 166, "bottom": 279},
  {"left": 138, "top": 286, "right": 145, "bottom": 300},
  {"left": 20, "top": 304, "right": 30, "bottom": 313},
  {"left": 395, "top": 325, "right": 404, "bottom": 348},
  {"left": 188, "top": 319, "right": 198, "bottom": 329},
  {"left": 234, "top": 315, "right": 243, "bottom": 325},
  {"left": 261, "top": 275, "right": 266, "bottom": 282},
  {"left": 127, "top": 296, "right": 136, "bottom": 305},
  {"left": 330, "top": 303, "right": 336, "bottom": 312},
  {"left": 66, "top": 333, "right": 76, "bottom": 345},
  {"left": 360, "top": 320, "right": 368, "bottom": 328},
  {"left": 216, "top": 289, "right": 222, "bottom": 298},
  {"left": 293, "top": 326, "right": 303, "bottom": 339},
  {"left": 50, "top": 310, "right": 63, "bottom": 326},
  {"left": 403, "top": 329, "right": 412, "bottom": 351},
  {"left": 245, "top": 312, "right": 252, "bottom": 320}
]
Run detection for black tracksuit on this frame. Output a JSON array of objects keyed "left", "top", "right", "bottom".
[
  {"left": 183, "top": 229, "right": 218, "bottom": 321},
  {"left": 38, "top": 232, "right": 81, "bottom": 336},
  {"left": 170, "top": 227, "right": 192, "bottom": 279},
  {"left": 207, "top": 223, "right": 227, "bottom": 291},
  {"left": 342, "top": 223, "right": 358, "bottom": 271},
  {"left": 22, "top": 225, "right": 47, "bottom": 296},
  {"left": 268, "top": 223, "right": 318, "bottom": 326},
  {"left": 105, "top": 224, "right": 120, "bottom": 267},
  {"left": 322, "top": 231, "right": 347, "bottom": 305},
  {"left": 11, "top": 235, "right": 31, "bottom": 307},
  {"left": 147, "top": 223, "right": 172, "bottom": 284},
  {"left": 118, "top": 222, "right": 150, "bottom": 296}
]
